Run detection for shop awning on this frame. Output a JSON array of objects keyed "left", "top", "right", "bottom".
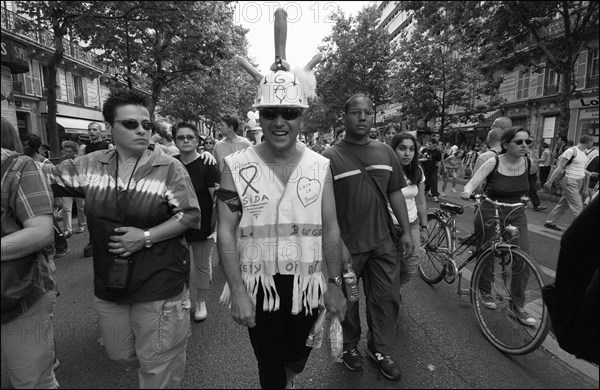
[
  {"left": 56, "top": 116, "right": 105, "bottom": 134},
  {"left": 1, "top": 36, "right": 30, "bottom": 74},
  {"left": 450, "top": 110, "right": 502, "bottom": 131}
]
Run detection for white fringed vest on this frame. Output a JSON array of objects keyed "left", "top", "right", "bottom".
[{"left": 219, "top": 146, "right": 329, "bottom": 314}]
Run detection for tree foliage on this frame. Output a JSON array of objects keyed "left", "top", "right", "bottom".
[
  {"left": 403, "top": 1, "right": 600, "bottom": 136},
  {"left": 74, "top": 1, "right": 243, "bottom": 118},
  {"left": 306, "top": 4, "right": 392, "bottom": 135},
  {"left": 16, "top": 1, "right": 106, "bottom": 156}
]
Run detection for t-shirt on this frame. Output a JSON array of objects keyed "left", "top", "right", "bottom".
[
  {"left": 174, "top": 154, "right": 220, "bottom": 241},
  {"left": 85, "top": 140, "right": 111, "bottom": 154},
  {"left": 213, "top": 137, "right": 252, "bottom": 172},
  {"left": 390, "top": 166, "right": 425, "bottom": 224},
  {"left": 420, "top": 147, "right": 441, "bottom": 172},
  {"left": 561, "top": 147, "right": 587, "bottom": 180},
  {"left": 322, "top": 139, "right": 407, "bottom": 253},
  {"left": 473, "top": 149, "right": 499, "bottom": 176}
]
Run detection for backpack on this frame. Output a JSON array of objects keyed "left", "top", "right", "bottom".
[
  {"left": 556, "top": 147, "right": 577, "bottom": 181},
  {"left": 542, "top": 197, "right": 599, "bottom": 364}
]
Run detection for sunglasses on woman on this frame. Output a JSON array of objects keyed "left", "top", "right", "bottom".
[
  {"left": 175, "top": 135, "right": 197, "bottom": 141},
  {"left": 259, "top": 108, "right": 302, "bottom": 121},
  {"left": 512, "top": 139, "right": 533, "bottom": 146},
  {"left": 114, "top": 119, "right": 154, "bottom": 131}
]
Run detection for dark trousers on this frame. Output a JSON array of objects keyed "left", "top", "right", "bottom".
[
  {"left": 248, "top": 274, "right": 318, "bottom": 389},
  {"left": 53, "top": 218, "right": 68, "bottom": 252},
  {"left": 539, "top": 166, "right": 551, "bottom": 187},
  {"left": 342, "top": 236, "right": 400, "bottom": 355},
  {"left": 424, "top": 168, "right": 439, "bottom": 197},
  {"left": 474, "top": 204, "right": 530, "bottom": 308},
  {"left": 528, "top": 173, "right": 541, "bottom": 208}
]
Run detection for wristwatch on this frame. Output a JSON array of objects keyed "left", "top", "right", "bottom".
[
  {"left": 144, "top": 230, "right": 153, "bottom": 248},
  {"left": 328, "top": 276, "right": 342, "bottom": 286}
]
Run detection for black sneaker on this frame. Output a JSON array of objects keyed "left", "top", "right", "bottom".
[
  {"left": 54, "top": 247, "right": 70, "bottom": 258},
  {"left": 366, "top": 347, "right": 401, "bottom": 380},
  {"left": 533, "top": 205, "right": 547, "bottom": 211},
  {"left": 544, "top": 222, "right": 561, "bottom": 231},
  {"left": 83, "top": 243, "right": 93, "bottom": 258},
  {"left": 342, "top": 347, "right": 363, "bottom": 371}
]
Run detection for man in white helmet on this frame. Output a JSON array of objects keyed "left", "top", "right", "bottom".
[{"left": 216, "top": 7, "right": 347, "bottom": 389}]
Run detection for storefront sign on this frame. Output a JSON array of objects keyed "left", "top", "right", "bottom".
[
  {"left": 570, "top": 96, "right": 599, "bottom": 109},
  {"left": 0, "top": 37, "right": 29, "bottom": 74},
  {"left": 580, "top": 107, "right": 599, "bottom": 120}
]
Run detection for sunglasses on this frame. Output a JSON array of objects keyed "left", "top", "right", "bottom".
[
  {"left": 204, "top": 142, "right": 214, "bottom": 145},
  {"left": 512, "top": 139, "right": 533, "bottom": 146},
  {"left": 114, "top": 119, "right": 154, "bottom": 131},
  {"left": 176, "top": 135, "right": 197, "bottom": 141},
  {"left": 259, "top": 108, "right": 302, "bottom": 121}
]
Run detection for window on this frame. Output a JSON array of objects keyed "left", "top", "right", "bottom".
[
  {"left": 517, "top": 69, "right": 530, "bottom": 99},
  {"left": 73, "top": 75, "right": 84, "bottom": 105},
  {"left": 588, "top": 49, "right": 599, "bottom": 88},
  {"left": 544, "top": 68, "right": 562, "bottom": 95}
]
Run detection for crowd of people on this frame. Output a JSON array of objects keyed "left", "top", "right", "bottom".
[{"left": 2, "top": 9, "right": 598, "bottom": 390}]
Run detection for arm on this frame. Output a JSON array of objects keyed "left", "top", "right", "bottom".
[
  {"left": 388, "top": 190, "right": 415, "bottom": 257},
  {"left": 1, "top": 215, "right": 53, "bottom": 261},
  {"left": 200, "top": 151, "right": 217, "bottom": 165},
  {"left": 462, "top": 157, "right": 496, "bottom": 196},
  {"left": 217, "top": 163, "right": 256, "bottom": 327},
  {"left": 415, "top": 180, "right": 428, "bottom": 243},
  {"left": 321, "top": 168, "right": 348, "bottom": 322},
  {"left": 543, "top": 155, "right": 570, "bottom": 190}
]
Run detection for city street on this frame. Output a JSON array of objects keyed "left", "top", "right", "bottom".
[{"left": 1, "top": 183, "right": 598, "bottom": 389}]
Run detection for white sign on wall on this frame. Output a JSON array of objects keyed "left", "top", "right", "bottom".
[{"left": 542, "top": 116, "right": 557, "bottom": 139}]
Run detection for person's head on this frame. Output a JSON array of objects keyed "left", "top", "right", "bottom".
[
  {"left": 384, "top": 124, "right": 400, "bottom": 143},
  {"left": 432, "top": 133, "right": 440, "bottom": 142},
  {"left": 542, "top": 142, "right": 549, "bottom": 149},
  {"left": 153, "top": 120, "right": 172, "bottom": 143},
  {"left": 21, "top": 133, "right": 43, "bottom": 157},
  {"left": 102, "top": 89, "right": 152, "bottom": 156},
  {"left": 257, "top": 105, "right": 303, "bottom": 152},
  {"left": 579, "top": 134, "right": 594, "bottom": 149},
  {"left": 486, "top": 127, "right": 505, "bottom": 148},
  {"left": 1, "top": 117, "right": 24, "bottom": 153},
  {"left": 203, "top": 137, "right": 215, "bottom": 151},
  {"left": 557, "top": 135, "right": 567, "bottom": 146},
  {"left": 500, "top": 126, "right": 532, "bottom": 157},
  {"left": 172, "top": 121, "right": 199, "bottom": 154},
  {"left": 390, "top": 132, "right": 422, "bottom": 184},
  {"left": 450, "top": 145, "right": 459, "bottom": 155},
  {"left": 61, "top": 140, "right": 79, "bottom": 159},
  {"left": 491, "top": 116, "right": 512, "bottom": 131},
  {"left": 425, "top": 141, "right": 432, "bottom": 149},
  {"left": 217, "top": 114, "right": 239, "bottom": 138},
  {"left": 88, "top": 122, "right": 103, "bottom": 142},
  {"left": 343, "top": 94, "right": 374, "bottom": 139}
]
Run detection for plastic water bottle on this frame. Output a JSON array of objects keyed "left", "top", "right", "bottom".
[
  {"left": 329, "top": 316, "right": 343, "bottom": 362},
  {"left": 343, "top": 266, "right": 359, "bottom": 302},
  {"left": 306, "top": 307, "right": 327, "bottom": 348}
]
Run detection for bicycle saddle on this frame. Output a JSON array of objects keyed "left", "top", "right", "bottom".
[{"left": 440, "top": 203, "right": 464, "bottom": 214}]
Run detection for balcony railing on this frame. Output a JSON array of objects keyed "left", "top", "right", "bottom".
[
  {"left": 1, "top": 8, "right": 104, "bottom": 70},
  {"left": 544, "top": 84, "right": 562, "bottom": 95},
  {"left": 12, "top": 81, "right": 24, "bottom": 94}
]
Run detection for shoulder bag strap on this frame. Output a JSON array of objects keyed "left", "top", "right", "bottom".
[{"left": 334, "top": 143, "right": 399, "bottom": 242}]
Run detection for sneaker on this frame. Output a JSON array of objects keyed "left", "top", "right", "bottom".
[
  {"left": 544, "top": 222, "right": 561, "bottom": 231},
  {"left": 54, "top": 247, "right": 70, "bottom": 258},
  {"left": 452, "top": 188, "right": 456, "bottom": 193},
  {"left": 53, "top": 358, "right": 60, "bottom": 371},
  {"left": 76, "top": 226, "right": 85, "bottom": 234},
  {"left": 194, "top": 301, "right": 207, "bottom": 322},
  {"left": 480, "top": 295, "right": 497, "bottom": 310},
  {"left": 83, "top": 243, "right": 93, "bottom": 258},
  {"left": 433, "top": 196, "right": 439, "bottom": 202},
  {"left": 440, "top": 192, "right": 446, "bottom": 197},
  {"left": 366, "top": 347, "right": 401, "bottom": 380},
  {"left": 533, "top": 205, "right": 547, "bottom": 212},
  {"left": 509, "top": 306, "right": 537, "bottom": 326},
  {"left": 342, "top": 347, "right": 363, "bottom": 371},
  {"left": 63, "top": 230, "right": 72, "bottom": 239}
]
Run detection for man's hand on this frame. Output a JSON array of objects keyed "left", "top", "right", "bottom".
[
  {"left": 401, "top": 233, "right": 414, "bottom": 258},
  {"left": 543, "top": 181, "right": 552, "bottom": 191},
  {"left": 200, "top": 151, "right": 217, "bottom": 165},
  {"left": 230, "top": 289, "right": 256, "bottom": 328},
  {"left": 419, "top": 227, "right": 428, "bottom": 246},
  {"left": 461, "top": 191, "right": 471, "bottom": 200},
  {"left": 323, "top": 284, "right": 346, "bottom": 322}
]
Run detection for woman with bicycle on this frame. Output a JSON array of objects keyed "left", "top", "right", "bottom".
[
  {"left": 462, "top": 126, "right": 537, "bottom": 327},
  {"left": 389, "top": 132, "right": 428, "bottom": 282}
]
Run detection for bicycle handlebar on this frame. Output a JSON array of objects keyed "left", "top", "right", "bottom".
[{"left": 469, "top": 194, "right": 527, "bottom": 208}]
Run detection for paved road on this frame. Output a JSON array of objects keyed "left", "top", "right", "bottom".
[{"left": 2, "top": 184, "right": 598, "bottom": 388}]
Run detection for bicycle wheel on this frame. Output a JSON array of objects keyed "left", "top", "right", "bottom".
[
  {"left": 418, "top": 213, "right": 451, "bottom": 284},
  {"left": 470, "top": 246, "right": 550, "bottom": 355}
]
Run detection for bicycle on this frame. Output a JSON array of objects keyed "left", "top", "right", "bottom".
[{"left": 418, "top": 194, "right": 550, "bottom": 355}]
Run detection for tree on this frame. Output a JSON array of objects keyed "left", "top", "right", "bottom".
[
  {"left": 307, "top": 4, "right": 392, "bottom": 134},
  {"left": 158, "top": 24, "right": 256, "bottom": 134},
  {"left": 403, "top": 1, "right": 600, "bottom": 136},
  {"left": 387, "top": 11, "right": 502, "bottom": 136},
  {"left": 16, "top": 1, "right": 105, "bottom": 156},
  {"left": 75, "top": 1, "right": 242, "bottom": 118}
]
